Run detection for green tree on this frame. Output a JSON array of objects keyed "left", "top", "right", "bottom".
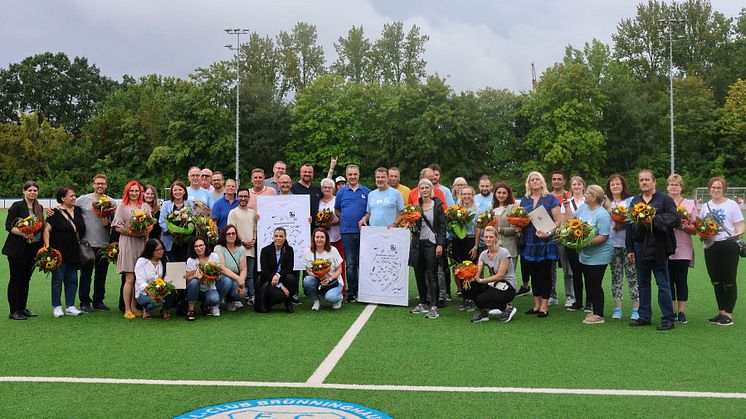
[
  {"left": 612, "top": 0, "right": 670, "bottom": 80},
  {"left": 277, "top": 22, "right": 326, "bottom": 94},
  {"left": 718, "top": 78, "right": 746, "bottom": 183},
  {"left": 332, "top": 26, "right": 374, "bottom": 84},
  {"left": 371, "top": 22, "right": 429, "bottom": 85}
]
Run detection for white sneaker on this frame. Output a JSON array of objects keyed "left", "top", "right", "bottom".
[
  {"left": 488, "top": 308, "right": 503, "bottom": 316},
  {"left": 225, "top": 301, "right": 237, "bottom": 312},
  {"left": 548, "top": 297, "right": 559, "bottom": 306},
  {"left": 211, "top": 306, "right": 221, "bottom": 317},
  {"left": 332, "top": 300, "right": 342, "bottom": 310},
  {"left": 564, "top": 298, "right": 576, "bottom": 308},
  {"left": 311, "top": 300, "right": 321, "bottom": 311},
  {"left": 234, "top": 300, "right": 244, "bottom": 310},
  {"left": 65, "top": 306, "right": 81, "bottom": 316},
  {"left": 53, "top": 306, "right": 64, "bottom": 318}
]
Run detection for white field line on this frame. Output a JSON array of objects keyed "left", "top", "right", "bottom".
[
  {"left": 307, "top": 303, "right": 378, "bottom": 384},
  {"left": 1, "top": 376, "right": 746, "bottom": 399}
]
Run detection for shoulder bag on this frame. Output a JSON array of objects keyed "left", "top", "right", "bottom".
[{"left": 61, "top": 208, "right": 96, "bottom": 267}]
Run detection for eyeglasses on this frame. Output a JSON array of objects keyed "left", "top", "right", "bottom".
[
  {"left": 154, "top": 247, "right": 164, "bottom": 251},
  {"left": 201, "top": 174, "right": 211, "bottom": 178},
  {"left": 237, "top": 195, "right": 249, "bottom": 199},
  {"left": 710, "top": 186, "right": 723, "bottom": 190},
  {"left": 226, "top": 232, "right": 236, "bottom": 236}
]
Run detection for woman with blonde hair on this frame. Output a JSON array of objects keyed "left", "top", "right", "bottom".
[
  {"left": 666, "top": 174, "right": 697, "bottom": 324},
  {"left": 451, "top": 177, "right": 468, "bottom": 204}
]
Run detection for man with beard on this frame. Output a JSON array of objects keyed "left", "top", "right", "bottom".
[{"left": 360, "top": 167, "right": 404, "bottom": 228}]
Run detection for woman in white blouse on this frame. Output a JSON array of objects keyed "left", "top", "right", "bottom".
[
  {"left": 303, "top": 228, "right": 344, "bottom": 310},
  {"left": 134, "top": 238, "right": 172, "bottom": 320}
]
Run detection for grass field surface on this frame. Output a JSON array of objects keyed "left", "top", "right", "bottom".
[{"left": 1, "top": 211, "right": 744, "bottom": 418}]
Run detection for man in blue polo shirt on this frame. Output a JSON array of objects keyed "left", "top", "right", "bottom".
[
  {"left": 335, "top": 164, "right": 370, "bottom": 302},
  {"left": 361, "top": 167, "right": 404, "bottom": 228},
  {"left": 211, "top": 179, "right": 238, "bottom": 232}
]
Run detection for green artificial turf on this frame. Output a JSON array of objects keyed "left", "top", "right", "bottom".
[{"left": 1, "top": 210, "right": 744, "bottom": 418}]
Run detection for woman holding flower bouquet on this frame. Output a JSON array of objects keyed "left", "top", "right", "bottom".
[
  {"left": 318, "top": 178, "right": 344, "bottom": 283},
  {"left": 303, "top": 228, "right": 344, "bottom": 310},
  {"left": 561, "top": 185, "right": 612, "bottom": 324},
  {"left": 605, "top": 174, "right": 639, "bottom": 320},
  {"left": 485, "top": 182, "right": 522, "bottom": 287},
  {"left": 519, "top": 172, "right": 561, "bottom": 318},
  {"left": 112, "top": 181, "right": 153, "bottom": 320},
  {"left": 451, "top": 186, "right": 479, "bottom": 297},
  {"left": 43, "top": 187, "right": 86, "bottom": 318},
  {"left": 666, "top": 174, "right": 698, "bottom": 324},
  {"left": 159, "top": 181, "right": 193, "bottom": 263},
  {"left": 256, "top": 227, "right": 297, "bottom": 313},
  {"left": 144, "top": 185, "right": 162, "bottom": 240},
  {"left": 699, "top": 177, "right": 744, "bottom": 327},
  {"left": 184, "top": 236, "right": 222, "bottom": 320},
  {"left": 214, "top": 225, "right": 247, "bottom": 312},
  {"left": 3, "top": 181, "right": 45, "bottom": 320},
  {"left": 134, "top": 238, "right": 173, "bottom": 319}
]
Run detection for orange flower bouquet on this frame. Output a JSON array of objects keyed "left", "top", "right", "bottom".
[
  {"left": 610, "top": 205, "right": 628, "bottom": 224},
  {"left": 554, "top": 218, "right": 596, "bottom": 249},
  {"left": 14, "top": 215, "right": 43, "bottom": 242},
  {"left": 35, "top": 246, "right": 62, "bottom": 273},
  {"left": 145, "top": 277, "right": 176, "bottom": 304},
  {"left": 92, "top": 196, "right": 116, "bottom": 217},
  {"left": 628, "top": 202, "right": 656, "bottom": 225},
  {"left": 476, "top": 211, "right": 496, "bottom": 229},
  {"left": 129, "top": 211, "right": 155, "bottom": 236},
  {"left": 399, "top": 205, "right": 422, "bottom": 224},
  {"left": 506, "top": 206, "right": 531, "bottom": 229},
  {"left": 310, "top": 259, "right": 332, "bottom": 278},
  {"left": 676, "top": 206, "right": 691, "bottom": 224},
  {"left": 693, "top": 216, "right": 718, "bottom": 240},
  {"left": 454, "top": 260, "right": 479, "bottom": 290},
  {"left": 98, "top": 242, "right": 119, "bottom": 264},
  {"left": 197, "top": 261, "right": 221, "bottom": 287}
]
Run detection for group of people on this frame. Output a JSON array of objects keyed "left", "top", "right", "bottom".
[{"left": 4, "top": 162, "right": 743, "bottom": 330}]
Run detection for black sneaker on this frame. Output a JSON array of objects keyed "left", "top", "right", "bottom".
[
  {"left": 566, "top": 303, "right": 583, "bottom": 311},
  {"left": 708, "top": 314, "right": 723, "bottom": 324},
  {"left": 717, "top": 316, "right": 734, "bottom": 326},
  {"left": 516, "top": 286, "right": 531, "bottom": 297},
  {"left": 583, "top": 304, "right": 593, "bottom": 313},
  {"left": 436, "top": 300, "right": 447, "bottom": 308},
  {"left": 629, "top": 319, "right": 652, "bottom": 327},
  {"left": 677, "top": 312, "right": 688, "bottom": 324},
  {"left": 346, "top": 294, "right": 357, "bottom": 303},
  {"left": 291, "top": 296, "right": 302, "bottom": 305},
  {"left": 471, "top": 309, "right": 489, "bottom": 322},
  {"left": 92, "top": 303, "right": 111, "bottom": 311},
  {"left": 657, "top": 321, "right": 675, "bottom": 331},
  {"left": 186, "top": 310, "right": 196, "bottom": 321},
  {"left": 80, "top": 304, "right": 94, "bottom": 313}
]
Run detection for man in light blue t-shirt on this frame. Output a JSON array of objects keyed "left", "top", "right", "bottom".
[{"left": 360, "top": 167, "right": 404, "bottom": 228}]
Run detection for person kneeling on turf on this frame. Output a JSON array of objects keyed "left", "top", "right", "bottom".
[
  {"left": 463, "top": 226, "right": 517, "bottom": 323},
  {"left": 303, "top": 228, "right": 344, "bottom": 311}
]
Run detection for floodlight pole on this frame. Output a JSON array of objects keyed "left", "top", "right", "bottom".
[
  {"left": 660, "top": 18, "right": 685, "bottom": 176},
  {"left": 225, "top": 28, "right": 250, "bottom": 184}
]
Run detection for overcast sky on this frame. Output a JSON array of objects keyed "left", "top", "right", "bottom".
[{"left": 2, "top": 0, "right": 743, "bottom": 93}]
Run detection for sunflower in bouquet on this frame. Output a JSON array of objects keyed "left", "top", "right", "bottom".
[
  {"left": 92, "top": 195, "right": 116, "bottom": 217},
  {"left": 310, "top": 259, "right": 332, "bottom": 278},
  {"left": 194, "top": 216, "right": 218, "bottom": 246},
  {"left": 476, "top": 211, "right": 496, "bottom": 229},
  {"left": 676, "top": 206, "right": 691, "bottom": 224},
  {"left": 197, "top": 261, "right": 222, "bottom": 288},
  {"left": 14, "top": 215, "right": 43, "bottom": 242},
  {"left": 98, "top": 242, "right": 119, "bottom": 264},
  {"left": 628, "top": 202, "right": 656, "bottom": 227},
  {"left": 453, "top": 260, "right": 479, "bottom": 290},
  {"left": 144, "top": 277, "right": 176, "bottom": 304},
  {"left": 446, "top": 205, "right": 475, "bottom": 239},
  {"left": 506, "top": 206, "right": 531, "bottom": 229},
  {"left": 693, "top": 215, "right": 719, "bottom": 240},
  {"left": 35, "top": 246, "right": 62, "bottom": 273},
  {"left": 610, "top": 205, "right": 628, "bottom": 224},
  {"left": 315, "top": 208, "right": 334, "bottom": 227},
  {"left": 554, "top": 218, "right": 596, "bottom": 250},
  {"left": 129, "top": 211, "right": 155, "bottom": 236}
]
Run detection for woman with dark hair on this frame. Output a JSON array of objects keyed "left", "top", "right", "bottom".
[
  {"left": 43, "top": 187, "right": 86, "bottom": 318},
  {"left": 666, "top": 174, "right": 697, "bottom": 324},
  {"left": 143, "top": 185, "right": 162, "bottom": 240},
  {"left": 159, "top": 181, "right": 191, "bottom": 263},
  {"left": 483, "top": 182, "right": 524, "bottom": 296},
  {"left": 605, "top": 174, "right": 639, "bottom": 320},
  {"left": 183, "top": 236, "right": 221, "bottom": 321},
  {"left": 134, "top": 238, "right": 172, "bottom": 319},
  {"left": 303, "top": 228, "right": 344, "bottom": 310},
  {"left": 519, "top": 171, "right": 561, "bottom": 318},
  {"left": 255, "top": 227, "right": 296, "bottom": 313},
  {"left": 700, "top": 177, "right": 744, "bottom": 326},
  {"left": 409, "top": 179, "right": 447, "bottom": 319},
  {"left": 112, "top": 181, "right": 152, "bottom": 319},
  {"left": 214, "top": 224, "right": 247, "bottom": 312},
  {"left": 3, "top": 181, "right": 45, "bottom": 320}
]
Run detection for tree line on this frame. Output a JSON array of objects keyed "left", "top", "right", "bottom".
[{"left": 1, "top": 0, "right": 745, "bottom": 197}]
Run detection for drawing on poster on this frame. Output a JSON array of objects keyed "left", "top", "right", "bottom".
[
  {"left": 256, "top": 195, "right": 311, "bottom": 271},
  {"left": 358, "top": 227, "right": 410, "bottom": 306}
]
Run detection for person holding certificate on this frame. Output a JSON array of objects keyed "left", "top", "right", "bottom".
[{"left": 519, "top": 172, "right": 561, "bottom": 318}]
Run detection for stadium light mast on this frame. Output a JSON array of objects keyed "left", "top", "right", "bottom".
[
  {"left": 225, "top": 28, "right": 250, "bottom": 183},
  {"left": 660, "top": 17, "right": 685, "bottom": 175}
]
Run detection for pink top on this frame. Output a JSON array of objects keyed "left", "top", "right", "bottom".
[{"left": 669, "top": 198, "right": 697, "bottom": 264}]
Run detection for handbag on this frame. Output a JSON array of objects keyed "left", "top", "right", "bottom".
[
  {"left": 60, "top": 208, "right": 95, "bottom": 267},
  {"left": 706, "top": 203, "right": 746, "bottom": 258}
]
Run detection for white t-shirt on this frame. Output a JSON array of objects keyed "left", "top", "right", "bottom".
[
  {"left": 134, "top": 257, "right": 165, "bottom": 298},
  {"left": 318, "top": 197, "right": 341, "bottom": 242},
  {"left": 699, "top": 199, "right": 744, "bottom": 247},
  {"left": 186, "top": 253, "right": 221, "bottom": 291},
  {"left": 303, "top": 246, "right": 344, "bottom": 286}
]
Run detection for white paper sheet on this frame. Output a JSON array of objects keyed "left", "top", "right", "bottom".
[
  {"left": 358, "top": 226, "right": 411, "bottom": 306},
  {"left": 529, "top": 205, "right": 556, "bottom": 233},
  {"left": 256, "top": 195, "right": 311, "bottom": 271},
  {"left": 166, "top": 262, "right": 187, "bottom": 290}
]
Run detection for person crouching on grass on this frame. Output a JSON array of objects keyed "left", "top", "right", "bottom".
[{"left": 463, "top": 226, "right": 517, "bottom": 323}]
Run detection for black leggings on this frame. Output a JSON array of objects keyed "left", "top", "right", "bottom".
[
  {"left": 6, "top": 244, "right": 41, "bottom": 313},
  {"left": 705, "top": 239, "right": 740, "bottom": 313},
  {"left": 565, "top": 248, "right": 586, "bottom": 304},
  {"left": 524, "top": 260, "right": 552, "bottom": 299},
  {"left": 581, "top": 263, "right": 607, "bottom": 317},
  {"left": 414, "top": 240, "right": 440, "bottom": 305},
  {"left": 463, "top": 282, "right": 516, "bottom": 311},
  {"left": 667, "top": 259, "right": 690, "bottom": 302}
]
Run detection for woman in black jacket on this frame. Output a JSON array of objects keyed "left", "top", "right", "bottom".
[
  {"left": 3, "top": 181, "right": 45, "bottom": 320},
  {"left": 255, "top": 227, "right": 296, "bottom": 313},
  {"left": 408, "top": 179, "right": 447, "bottom": 319}
]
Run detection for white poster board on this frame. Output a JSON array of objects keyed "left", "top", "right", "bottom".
[
  {"left": 165, "top": 262, "right": 186, "bottom": 290},
  {"left": 358, "top": 226, "right": 411, "bottom": 306},
  {"left": 256, "top": 195, "right": 311, "bottom": 271}
]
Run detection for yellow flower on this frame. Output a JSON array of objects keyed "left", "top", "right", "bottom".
[
  {"left": 155, "top": 278, "right": 165, "bottom": 286},
  {"left": 568, "top": 218, "right": 581, "bottom": 229}
]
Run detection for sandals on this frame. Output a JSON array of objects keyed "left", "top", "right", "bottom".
[
  {"left": 160, "top": 310, "right": 171, "bottom": 320},
  {"left": 142, "top": 311, "right": 152, "bottom": 320}
]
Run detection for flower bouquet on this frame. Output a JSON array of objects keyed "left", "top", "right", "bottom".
[
  {"left": 453, "top": 260, "right": 479, "bottom": 290},
  {"left": 194, "top": 216, "right": 218, "bottom": 245},
  {"left": 129, "top": 211, "right": 155, "bottom": 236},
  {"left": 693, "top": 216, "right": 718, "bottom": 240},
  {"left": 400, "top": 205, "right": 422, "bottom": 224},
  {"left": 446, "top": 205, "right": 475, "bottom": 239},
  {"left": 92, "top": 196, "right": 116, "bottom": 217},
  {"left": 506, "top": 206, "right": 531, "bottom": 229},
  {"left": 35, "top": 246, "right": 62, "bottom": 273},
  {"left": 554, "top": 218, "right": 596, "bottom": 249},
  {"left": 144, "top": 277, "right": 176, "bottom": 304},
  {"left": 610, "top": 205, "right": 628, "bottom": 224},
  {"left": 98, "top": 242, "right": 119, "bottom": 264},
  {"left": 476, "top": 211, "right": 496, "bottom": 229},
  {"left": 315, "top": 208, "right": 334, "bottom": 227},
  {"left": 676, "top": 206, "right": 691, "bottom": 224},
  {"left": 14, "top": 215, "right": 43, "bottom": 242},
  {"left": 166, "top": 207, "right": 195, "bottom": 235},
  {"left": 310, "top": 259, "right": 332, "bottom": 278},
  {"left": 197, "top": 261, "right": 221, "bottom": 288},
  {"left": 628, "top": 202, "right": 656, "bottom": 226}
]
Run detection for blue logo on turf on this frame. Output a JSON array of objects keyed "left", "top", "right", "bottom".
[{"left": 175, "top": 398, "right": 392, "bottom": 419}]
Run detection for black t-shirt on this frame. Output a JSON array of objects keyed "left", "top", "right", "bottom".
[
  {"left": 291, "top": 182, "right": 322, "bottom": 217},
  {"left": 47, "top": 207, "right": 86, "bottom": 266}
]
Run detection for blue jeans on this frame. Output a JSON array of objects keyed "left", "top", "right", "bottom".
[
  {"left": 185, "top": 280, "right": 219, "bottom": 306},
  {"left": 51, "top": 262, "right": 78, "bottom": 307},
  {"left": 136, "top": 293, "right": 175, "bottom": 312},
  {"left": 341, "top": 233, "right": 360, "bottom": 296},
  {"left": 246, "top": 256, "right": 256, "bottom": 297},
  {"left": 303, "top": 275, "right": 343, "bottom": 304},
  {"left": 216, "top": 276, "right": 240, "bottom": 302},
  {"left": 79, "top": 249, "right": 109, "bottom": 306},
  {"left": 634, "top": 244, "right": 675, "bottom": 323}
]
